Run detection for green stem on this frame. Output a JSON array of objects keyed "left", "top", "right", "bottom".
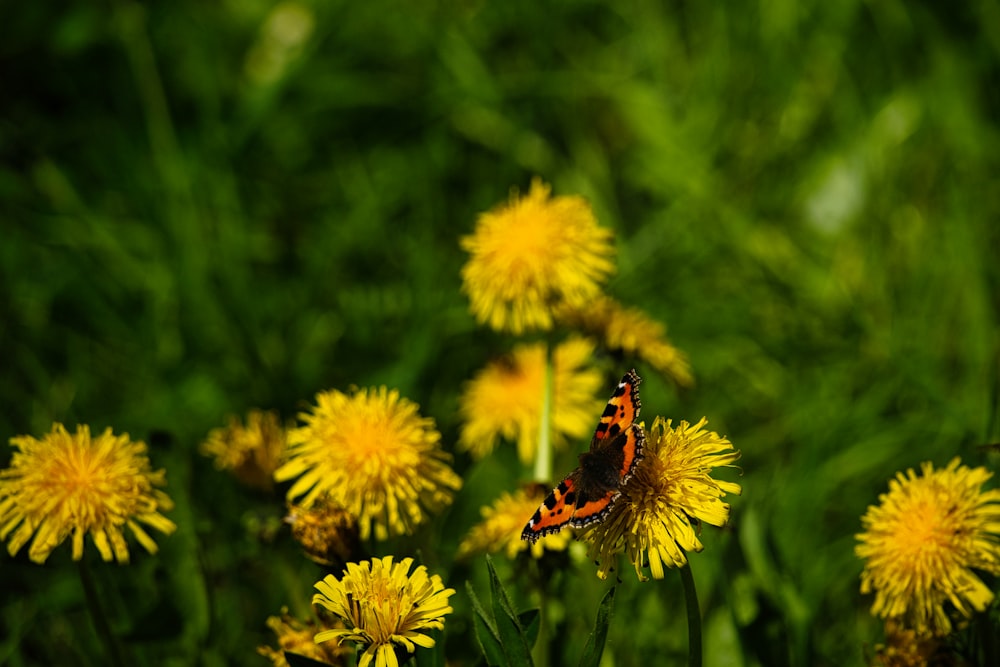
[
  {"left": 678, "top": 561, "right": 702, "bottom": 667},
  {"left": 78, "top": 559, "right": 126, "bottom": 667},
  {"left": 530, "top": 342, "right": 554, "bottom": 667},
  {"left": 533, "top": 343, "right": 554, "bottom": 483},
  {"left": 531, "top": 586, "right": 549, "bottom": 667}
]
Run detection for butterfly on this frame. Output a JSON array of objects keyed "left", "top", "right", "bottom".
[{"left": 521, "top": 369, "right": 645, "bottom": 543}]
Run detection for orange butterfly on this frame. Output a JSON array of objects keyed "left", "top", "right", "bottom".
[{"left": 521, "top": 369, "right": 645, "bottom": 542}]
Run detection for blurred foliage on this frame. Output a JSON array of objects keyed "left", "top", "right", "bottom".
[{"left": 2, "top": 0, "right": 999, "bottom": 665}]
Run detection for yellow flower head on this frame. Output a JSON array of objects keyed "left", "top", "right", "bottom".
[
  {"left": 559, "top": 296, "right": 694, "bottom": 387},
  {"left": 200, "top": 409, "right": 287, "bottom": 491},
  {"left": 458, "top": 336, "right": 605, "bottom": 463},
  {"left": 584, "top": 417, "right": 741, "bottom": 580},
  {"left": 458, "top": 485, "right": 573, "bottom": 560},
  {"left": 460, "top": 178, "right": 615, "bottom": 334},
  {"left": 286, "top": 500, "right": 362, "bottom": 569},
  {"left": 0, "top": 423, "right": 176, "bottom": 564},
  {"left": 257, "top": 609, "right": 350, "bottom": 667},
  {"left": 313, "top": 556, "right": 455, "bottom": 667},
  {"left": 855, "top": 458, "right": 1000, "bottom": 637},
  {"left": 274, "top": 386, "right": 462, "bottom": 541}
]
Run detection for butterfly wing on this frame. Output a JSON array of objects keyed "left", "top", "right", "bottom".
[
  {"left": 521, "top": 474, "right": 581, "bottom": 542},
  {"left": 591, "top": 369, "right": 642, "bottom": 445}
]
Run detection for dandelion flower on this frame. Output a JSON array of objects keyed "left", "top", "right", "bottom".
[
  {"left": 559, "top": 296, "right": 694, "bottom": 387},
  {"left": 200, "top": 409, "right": 287, "bottom": 491},
  {"left": 460, "top": 178, "right": 615, "bottom": 334},
  {"left": 584, "top": 417, "right": 741, "bottom": 580},
  {"left": 458, "top": 336, "right": 605, "bottom": 463},
  {"left": 0, "top": 423, "right": 176, "bottom": 564},
  {"left": 313, "top": 556, "right": 455, "bottom": 667},
  {"left": 286, "top": 500, "right": 362, "bottom": 569},
  {"left": 855, "top": 458, "right": 1000, "bottom": 637},
  {"left": 458, "top": 485, "right": 573, "bottom": 560},
  {"left": 258, "top": 608, "right": 351, "bottom": 667},
  {"left": 274, "top": 386, "right": 462, "bottom": 540}
]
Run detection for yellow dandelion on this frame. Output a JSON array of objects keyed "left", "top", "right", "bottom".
[
  {"left": 0, "top": 423, "right": 176, "bottom": 564},
  {"left": 274, "top": 386, "right": 462, "bottom": 541},
  {"left": 313, "top": 556, "right": 455, "bottom": 667},
  {"left": 200, "top": 409, "right": 287, "bottom": 491},
  {"left": 458, "top": 485, "right": 573, "bottom": 560},
  {"left": 258, "top": 608, "right": 350, "bottom": 667},
  {"left": 460, "top": 178, "right": 615, "bottom": 334},
  {"left": 458, "top": 336, "right": 605, "bottom": 463},
  {"left": 855, "top": 458, "right": 1000, "bottom": 637},
  {"left": 286, "top": 500, "right": 362, "bottom": 569},
  {"left": 584, "top": 417, "right": 741, "bottom": 580},
  {"left": 559, "top": 296, "right": 694, "bottom": 387}
]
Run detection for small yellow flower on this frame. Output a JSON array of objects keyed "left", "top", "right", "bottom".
[
  {"left": 200, "top": 409, "right": 287, "bottom": 491},
  {"left": 257, "top": 608, "right": 350, "bottom": 667},
  {"left": 460, "top": 178, "right": 615, "bottom": 334},
  {"left": 559, "top": 296, "right": 694, "bottom": 387},
  {"left": 286, "top": 500, "right": 362, "bottom": 569},
  {"left": 458, "top": 336, "right": 605, "bottom": 463},
  {"left": 458, "top": 485, "right": 573, "bottom": 560},
  {"left": 313, "top": 556, "right": 455, "bottom": 667},
  {"left": 584, "top": 417, "right": 741, "bottom": 580},
  {"left": 0, "top": 423, "right": 176, "bottom": 564},
  {"left": 856, "top": 458, "right": 1000, "bottom": 637},
  {"left": 274, "top": 386, "right": 462, "bottom": 541}
]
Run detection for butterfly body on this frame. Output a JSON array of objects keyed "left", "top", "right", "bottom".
[{"left": 521, "top": 370, "right": 644, "bottom": 543}]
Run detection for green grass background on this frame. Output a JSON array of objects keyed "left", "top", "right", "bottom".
[{"left": 2, "top": 1, "right": 999, "bottom": 665}]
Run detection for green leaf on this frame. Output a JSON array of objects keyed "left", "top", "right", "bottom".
[
  {"left": 579, "top": 586, "right": 616, "bottom": 667},
  {"left": 487, "top": 556, "right": 534, "bottom": 667},
  {"left": 518, "top": 609, "right": 540, "bottom": 650},
  {"left": 466, "top": 580, "right": 505, "bottom": 667}
]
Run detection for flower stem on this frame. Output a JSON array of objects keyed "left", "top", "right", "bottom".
[
  {"left": 678, "top": 561, "right": 702, "bottom": 667},
  {"left": 78, "top": 559, "right": 127, "bottom": 667},
  {"left": 533, "top": 342, "right": 554, "bottom": 483}
]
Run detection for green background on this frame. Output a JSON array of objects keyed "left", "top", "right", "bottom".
[{"left": 2, "top": 1, "right": 998, "bottom": 665}]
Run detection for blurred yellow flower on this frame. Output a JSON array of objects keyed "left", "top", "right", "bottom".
[
  {"left": 856, "top": 458, "right": 1000, "bottom": 637},
  {"left": 286, "top": 500, "right": 362, "bottom": 569},
  {"left": 313, "top": 556, "right": 455, "bottom": 667},
  {"left": 584, "top": 417, "right": 741, "bottom": 580},
  {"left": 559, "top": 296, "right": 693, "bottom": 387},
  {"left": 460, "top": 178, "right": 615, "bottom": 334},
  {"left": 0, "top": 423, "right": 176, "bottom": 564},
  {"left": 274, "top": 386, "right": 462, "bottom": 540},
  {"left": 257, "top": 609, "right": 349, "bottom": 667},
  {"left": 200, "top": 409, "right": 287, "bottom": 491},
  {"left": 458, "top": 336, "right": 605, "bottom": 463},
  {"left": 458, "top": 485, "right": 573, "bottom": 560}
]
